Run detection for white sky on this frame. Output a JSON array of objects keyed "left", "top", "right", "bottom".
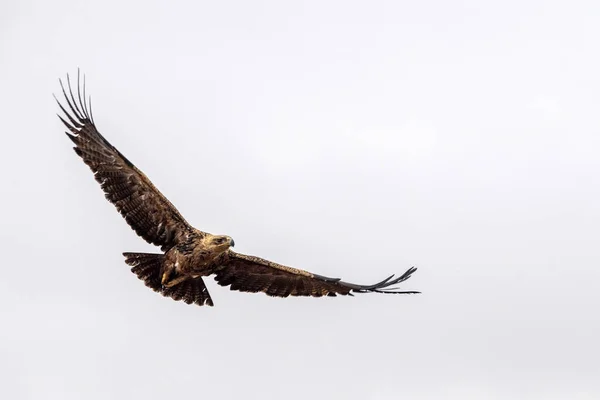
[{"left": 1, "top": 0, "right": 599, "bottom": 399}]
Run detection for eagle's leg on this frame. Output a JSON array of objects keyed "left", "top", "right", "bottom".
[
  {"left": 161, "top": 268, "right": 172, "bottom": 287},
  {"left": 162, "top": 274, "right": 188, "bottom": 288}
]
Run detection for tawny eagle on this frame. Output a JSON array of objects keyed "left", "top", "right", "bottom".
[{"left": 55, "top": 72, "right": 419, "bottom": 307}]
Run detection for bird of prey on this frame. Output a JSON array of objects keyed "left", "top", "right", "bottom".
[{"left": 55, "top": 72, "right": 419, "bottom": 307}]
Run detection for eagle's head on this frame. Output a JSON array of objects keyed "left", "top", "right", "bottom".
[{"left": 209, "top": 234, "right": 235, "bottom": 252}]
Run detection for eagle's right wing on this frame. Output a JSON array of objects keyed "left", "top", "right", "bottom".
[
  {"left": 56, "top": 72, "right": 197, "bottom": 250},
  {"left": 215, "top": 251, "right": 419, "bottom": 298}
]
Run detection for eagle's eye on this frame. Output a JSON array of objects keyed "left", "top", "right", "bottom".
[{"left": 214, "top": 236, "right": 234, "bottom": 247}]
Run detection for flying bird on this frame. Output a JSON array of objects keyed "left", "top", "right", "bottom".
[{"left": 55, "top": 72, "right": 419, "bottom": 307}]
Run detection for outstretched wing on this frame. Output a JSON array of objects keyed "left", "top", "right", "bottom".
[
  {"left": 215, "top": 251, "right": 419, "bottom": 298},
  {"left": 56, "top": 72, "right": 196, "bottom": 250}
]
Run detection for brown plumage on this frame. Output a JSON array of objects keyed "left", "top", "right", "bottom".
[{"left": 56, "top": 71, "right": 419, "bottom": 307}]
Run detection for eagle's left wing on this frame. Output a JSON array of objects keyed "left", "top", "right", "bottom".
[
  {"left": 215, "top": 251, "right": 419, "bottom": 298},
  {"left": 55, "top": 72, "right": 197, "bottom": 251}
]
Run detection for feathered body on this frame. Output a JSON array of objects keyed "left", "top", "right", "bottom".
[{"left": 56, "top": 71, "right": 419, "bottom": 307}]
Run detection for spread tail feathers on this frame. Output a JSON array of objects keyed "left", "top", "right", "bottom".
[{"left": 122, "top": 252, "right": 214, "bottom": 306}]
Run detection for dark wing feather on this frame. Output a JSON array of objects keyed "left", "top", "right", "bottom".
[
  {"left": 56, "top": 71, "right": 197, "bottom": 250},
  {"left": 214, "top": 251, "right": 419, "bottom": 298}
]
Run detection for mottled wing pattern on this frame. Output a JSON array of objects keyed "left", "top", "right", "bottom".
[
  {"left": 123, "top": 252, "right": 214, "bottom": 306},
  {"left": 215, "top": 251, "right": 419, "bottom": 298},
  {"left": 56, "top": 72, "right": 195, "bottom": 251}
]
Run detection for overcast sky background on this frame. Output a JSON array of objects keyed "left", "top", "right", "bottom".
[{"left": 1, "top": 0, "right": 599, "bottom": 399}]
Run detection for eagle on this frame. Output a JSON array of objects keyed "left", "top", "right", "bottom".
[{"left": 55, "top": 72, "right": 419, "bottom": 307}]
